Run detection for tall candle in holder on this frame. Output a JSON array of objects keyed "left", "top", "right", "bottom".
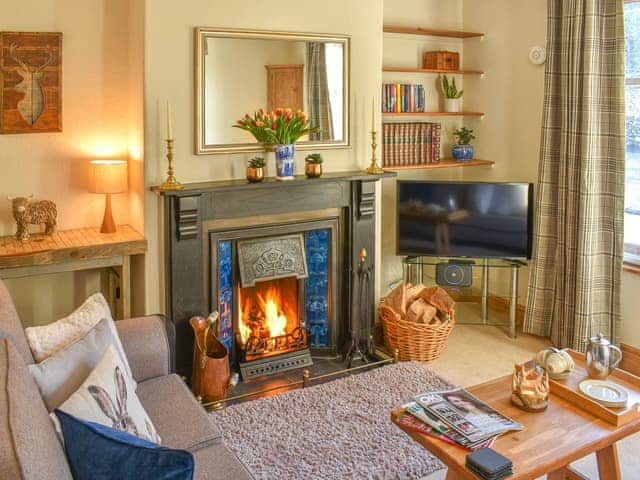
[
  {"left": 365, "top": 96, "right": 384, "bottom": 174},
  {"left": 159, "top": 100, "right": 183, "bottom": 191}
]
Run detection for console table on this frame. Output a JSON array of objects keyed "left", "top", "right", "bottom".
[
  {"left": 0, "top": 225, "right": 146, "bottom": 319},
  {"left": 403, "top": 257, "right": 524, "bottom": 338}
]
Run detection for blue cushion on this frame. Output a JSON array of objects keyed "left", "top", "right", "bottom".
[{"left": 54, "top": 410, "right": 194, "bottom": 480}]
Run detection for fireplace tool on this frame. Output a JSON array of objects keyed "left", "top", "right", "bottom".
[{"left": 343, "top": 248, "right": 373, "bottom": 368}]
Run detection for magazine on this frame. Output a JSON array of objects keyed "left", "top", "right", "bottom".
[
  {"left": 414, "top": 388, "right": 523, "bottom": 443},
  {"left": 402, "top": 402, "right": 496, "bottom": 450}
]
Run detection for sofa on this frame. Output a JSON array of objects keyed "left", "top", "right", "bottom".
[{"left": 0, "top": 279, "right": 253, "bottom": 480}]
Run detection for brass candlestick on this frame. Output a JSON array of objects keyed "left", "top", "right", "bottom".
[
  {"left": 159, "top": 138, "right": 183, "bottom": 191},
  {"left": 364, "top": 129, "right": 384, "bottom": 174}
]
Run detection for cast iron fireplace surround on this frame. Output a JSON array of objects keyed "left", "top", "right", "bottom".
[{"left": 155, "top": 171, "right": 394, "bottom": 377}]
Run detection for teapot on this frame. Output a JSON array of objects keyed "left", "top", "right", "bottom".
[{"left": 585, "top": 333, "right": 622, "bottom": 380}]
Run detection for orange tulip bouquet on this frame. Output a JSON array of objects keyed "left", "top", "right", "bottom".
[{"left": 234, "top": 108, "right": 319, "bottom": 180}]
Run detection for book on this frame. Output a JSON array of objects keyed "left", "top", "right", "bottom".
[
  {"left": 414, "top": 388, "right": 523, "bottom": 443},
  {"left": 400, "top": 402, "right": 497, "bottom": 450}
]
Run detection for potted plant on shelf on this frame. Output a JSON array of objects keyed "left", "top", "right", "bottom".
[
  {"left": 246, "top": 157, "right": 265, "bottom": 183},
  {"left": 452, "top": 126, "right": 475, "bottom": 161},
  {"left": 233, "top": 108, "right": 319, "bottom": 181},
  {"left": 304, "top": 153, "right": 323, "bottom": 178},
  {"left": 439, "top": 75, "right": 463, "bottom": 113}
]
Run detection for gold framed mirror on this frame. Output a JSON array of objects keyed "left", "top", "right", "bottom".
[{"left": 195, "top": 27, "right": 350, "bottom": 155}]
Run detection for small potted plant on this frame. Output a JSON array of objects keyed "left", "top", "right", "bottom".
[
  {"left": 305, "top": 153, "right": 323, "bottom": 178},
  {"left": 439, "top": 75, "right": 463, "bottom": 112},
  {"left": 452, "top": 127, "right": 475, "bottom": 161},
  {"left": 246, "top": 157, "right": 265, "bottom": 183}
]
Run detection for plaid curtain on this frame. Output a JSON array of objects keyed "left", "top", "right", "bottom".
[
  {"left": 524, "top": 0, "right": 626, "bottom": 350},
  {"left": 306, "top": 43, "right": 333, "bottom": 141}
]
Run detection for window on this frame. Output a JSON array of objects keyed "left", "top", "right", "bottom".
[{"left": 625, "top": 1, "right": 640, "bottom": 264}]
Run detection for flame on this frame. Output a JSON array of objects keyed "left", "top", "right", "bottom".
[{"left": 237, "top": 280, "right": 297, "bottom": 346}]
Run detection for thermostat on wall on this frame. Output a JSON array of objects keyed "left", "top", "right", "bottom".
[{"left": 529, "top": 45, "right": 546, "bottom": 65}]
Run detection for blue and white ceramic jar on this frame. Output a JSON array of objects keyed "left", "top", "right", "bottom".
[
  {"left": 274, "top": 144, "right": 295, "bottom": 180},
  {"left": 452, "top": 144, "right": 474, "bottom": 161}
]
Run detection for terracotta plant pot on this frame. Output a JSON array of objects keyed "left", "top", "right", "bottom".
[
  {"left": 305, "top": 163, "right": 323, "bottom": 178},
  {"left": 246, "top": 166, "right": 264, "bottom": 183}
]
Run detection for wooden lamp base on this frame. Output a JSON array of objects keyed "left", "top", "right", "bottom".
[{"left": 100, "top": 193, "right": 117, "bottom": 234}]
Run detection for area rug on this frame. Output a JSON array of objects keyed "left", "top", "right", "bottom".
[{"left": 212, "top": 362, "right": 452, "bottom": 480}]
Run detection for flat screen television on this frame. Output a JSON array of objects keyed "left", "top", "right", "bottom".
[{"left": 397, "top": 181, "right": 534, "bottom": 259}]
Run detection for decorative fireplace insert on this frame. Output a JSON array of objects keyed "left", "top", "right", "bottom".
[{"left": 232, "top": 234, "right": 313, "bottom": 378}]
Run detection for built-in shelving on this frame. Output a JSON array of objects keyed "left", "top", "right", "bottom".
[
  {"left": 383, "top": 112, "right": 485, "bottom": 117},
  {"left": 383, "top": 159, "right": 495, "bottom": 171},
  {"left": 383, "top": 25, "right": 484, "bottom": 39},
  {"left": 383, "top": 66, "right": 484, "bottom": 75}
]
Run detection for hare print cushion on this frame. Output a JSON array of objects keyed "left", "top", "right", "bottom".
[
  {"left": 25, "top": 293, "right": 132, "bottom": 376},
  {"left": 53, "top": 345, "right": 161, "bottom": 444}
]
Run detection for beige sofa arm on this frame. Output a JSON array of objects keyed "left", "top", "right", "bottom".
[{"left": 116, "top": 315, "right": 175, "bottom": 382}]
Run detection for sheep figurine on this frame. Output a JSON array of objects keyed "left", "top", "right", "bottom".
[{"left": 9, "top": 196, "right": 57, "bottom": 241}]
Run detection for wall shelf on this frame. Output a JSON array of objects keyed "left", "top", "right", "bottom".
[
  {"left": 383, "top": 25, "right": 484, "bottom": 39},
  {"left": 383, "top": 66, "right": 484, "bottom": 75},
  {"left": 383, "top": 112, "right": 484, "bottom": 117},
  {"left": 383, "top": 159, "right": 495, "bottom": 171}
]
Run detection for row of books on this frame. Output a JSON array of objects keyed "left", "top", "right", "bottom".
[
  {"left": 382, "top": 83, "right": 426, "bottom": 113},
  {"left": 382, "top": 122, "right": 441, "bottom": 167},
  {"left": 395, "top": 387, "right": 523, "bottom": 451}
]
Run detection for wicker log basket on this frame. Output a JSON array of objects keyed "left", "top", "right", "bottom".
[{"left": 378, "top": 283, "right": 455, "bottom": 362}]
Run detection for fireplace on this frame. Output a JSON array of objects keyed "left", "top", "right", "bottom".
[
  {"left": 229, "top": 233, "right": 314, "bottom": 378},
  {"left": 214, "top": 226, "right": 333, "bottom": 379},
  {"left": 156, "top": 172, "right": 394, "bottom": 379}
]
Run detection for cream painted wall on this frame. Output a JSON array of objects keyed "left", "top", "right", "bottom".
[
  {"left": 143, "top": 0, "right": 384, "bottom": 314},
  {"left": 0, "top": 0, "right": 145, "bottom": 325}
]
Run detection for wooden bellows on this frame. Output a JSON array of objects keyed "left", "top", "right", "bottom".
[{"left": 378, "top": 283, "right": 455, "bottom": 362}]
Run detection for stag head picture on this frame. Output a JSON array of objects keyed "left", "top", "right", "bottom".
[{"left": 0, "top": 32, "right": 62, "bottom": 134}]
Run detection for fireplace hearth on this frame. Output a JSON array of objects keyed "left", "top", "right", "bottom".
[{"left": 155, "top": 171, "right": 395, "bottom": 379}]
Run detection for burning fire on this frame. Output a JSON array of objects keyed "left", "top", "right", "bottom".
[{"left": 237, "top": 280, "right": 298, "bottom": 346}]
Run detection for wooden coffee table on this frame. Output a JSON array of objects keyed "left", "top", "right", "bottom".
[{"left": 392, "top": 375, "right": 640, "bottom": 480}]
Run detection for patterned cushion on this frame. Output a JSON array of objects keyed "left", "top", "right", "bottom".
[{"left": 54, "top": 346, "right": 161, "bottom": 444}]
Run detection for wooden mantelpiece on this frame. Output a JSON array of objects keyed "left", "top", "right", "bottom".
[
  {"left": 0, "top": 225, "right": 147, "bottom": 319},
  {"left": 151, "top": 171, "right": 397, "bottom": 196},
  {"left": 153, "top": 171, "right": 396, "bottom": 377}
]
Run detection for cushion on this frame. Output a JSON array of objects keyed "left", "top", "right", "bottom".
[
  {"left": 55, "top": 409, "right": 194, "bottom": 480},
  {"left": 25, "top": 293, "right": 130, "bottom": 375},
  {"left": 0, "top": 338, "right": 72, "bottom": 480},
  {"left": 137, "top": 374, "right": 222, "bottom": 451},
  {"left": 54, "top": 345, "right": 161, "bottom": 444},
  {"left": 29, "top": 318, "right": 134, "bottom": 411},
  {"left": 0, "top": 279, "right": 34, "bottom": 364}
]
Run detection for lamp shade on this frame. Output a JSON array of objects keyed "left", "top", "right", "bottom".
[{"left": 88, "top": 160, "right": 128, "bottom": 194}]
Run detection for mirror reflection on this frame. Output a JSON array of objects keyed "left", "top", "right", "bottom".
[{"left": 196, "top": 29, "right": 350, "bottom": 154}]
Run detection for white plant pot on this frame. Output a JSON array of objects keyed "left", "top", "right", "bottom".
[{"left": 444, "top": 98, "right": 461, "bottom": 113}]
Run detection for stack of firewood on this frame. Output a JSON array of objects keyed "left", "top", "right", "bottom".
[{"left": 382, "top": 283, "right": 455, "bottom": 326}]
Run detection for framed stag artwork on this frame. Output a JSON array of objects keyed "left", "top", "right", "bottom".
[{"left": 0, "top": 32, "right": 62, "bottom": 134}]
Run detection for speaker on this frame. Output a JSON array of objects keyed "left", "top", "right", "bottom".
[{"left": 436, "top": 262, "right": 472, "bottom": 287}]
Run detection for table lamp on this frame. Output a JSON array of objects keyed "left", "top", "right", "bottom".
[{"left": 89, "top": 160, "right": 128, "bottom": 234}]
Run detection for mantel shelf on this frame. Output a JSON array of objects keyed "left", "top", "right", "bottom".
[
  {"left": 383, "top": 66, "right": 484, "bottom": 75},
  {"left": 383, "top": 25, "right": 484, "bottom": 39},
  {"left": 383, "top": 159, "right": 495, "bottom": 171},
  {"left": 382, "top": 112, "right": 485, "bottom": 117}
]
